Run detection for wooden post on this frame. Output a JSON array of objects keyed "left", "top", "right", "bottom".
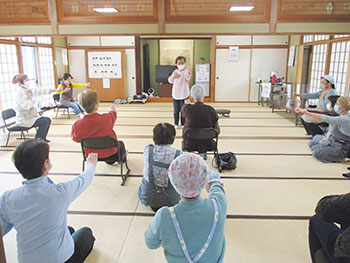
[
  {"left": 48, "top": 0, "right": 58, "bottom": 35},
  {"left": 158, "top": 0, "right": 165, "bottom": 34},
  {"left": 269, "top": 0, "right": 278, "bottom": 33}
]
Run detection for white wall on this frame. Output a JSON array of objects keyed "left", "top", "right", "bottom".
[
  {"left": 215, "top": 49, "right": 251, "bottom": 101},
  {"left": 66, "top": 36, "right": 136, "bottom": 97},
  {"left": 250, "top": 49, "right": 288, "bottom": 101},
  {"left": 68, "top": 49, "right": 87, "bottom": 97},
  {"left": 55, "top": 47, "right": 66, "bottom": 78},
  {"left": 214, "top": 35, "right": 289, "bottom": 102}
]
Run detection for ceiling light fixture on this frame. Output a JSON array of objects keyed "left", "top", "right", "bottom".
[
  {"left": 93, "top": 8, "right": 118, "bottom": 13},
  {"left": 229, "top": 6, "right": 254, "bottom": 12}
]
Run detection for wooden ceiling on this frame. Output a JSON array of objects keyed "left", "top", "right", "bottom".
[{"left": 0, "top": 0, "right": 349, "bottom": 24}]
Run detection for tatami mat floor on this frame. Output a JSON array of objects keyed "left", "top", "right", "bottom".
[{"left": 1, "top": 102, "right": 349, "bottom": 263}]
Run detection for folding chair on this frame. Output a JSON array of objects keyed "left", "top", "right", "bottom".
[
  {"left": 81, "top": 136, "right": 131, "bottom": 186},
  {"left": 53, "top": 94, "right": 70, "bottom": 119},
  {"left": 1, "top": 109, "right": 32, "bottom": 147},
  {"left": 182, "top": 128, "right": 220, "bottom": 171}
]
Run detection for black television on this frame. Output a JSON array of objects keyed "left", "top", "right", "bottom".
[{"left": 156, "top": 65, "right": 177, "bottom": 83}]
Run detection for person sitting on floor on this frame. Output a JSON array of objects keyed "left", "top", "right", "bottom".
[
  {"left": 71, "top": 89, "right": 126, "bottom": 164},
  {"left": 296, "top": 96, "right": 350, "bottom": 163},
  {"left": 138, "top": 123, "right": 182, "bottom": 212},
  {"left": 295, "top": 75, "right": 337, "bottom": 137},
  {"left": 12, "top": 73, "right": 57, "bottom": 142},
  {"left": 57, "top": 73, "right": 90, "bottom": 117},
  {"left": 145, "top": 153, "right": 227, "bottom": 263},
  {"left": 309, "top": 193, "right": 350, "bottom": 263},
  {"left": 181, "top": 84, "right": 220, "bottom": 160},
  {"left": 0, "top": 139, "right": 97, "bottom": 263}
]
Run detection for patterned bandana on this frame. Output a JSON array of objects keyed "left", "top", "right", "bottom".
[
  {"left": 337, "top": 97, "right": 350, "bottom": 112},
  {"left": 168, "top": 153, "right": 210, "bottom": 198}
]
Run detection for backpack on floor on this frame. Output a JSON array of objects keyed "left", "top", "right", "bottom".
[{"left": 212, "top": 152, "right": 237, "bottom": 172}]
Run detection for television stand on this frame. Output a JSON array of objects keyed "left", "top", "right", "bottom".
[{"left": 158, "top": 83, "right": 172, "bottom": 97}]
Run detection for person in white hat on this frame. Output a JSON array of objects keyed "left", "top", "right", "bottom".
[
  {"left": 295, "top": 75, "right": 338, "bottom": 137},
  {"left": 145, "top": 153, "right": 227, "bottom": 263}
]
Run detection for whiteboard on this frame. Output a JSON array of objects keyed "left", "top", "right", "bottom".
[{"left": 88, "top": 52, "right": 122, "bottom": 79}]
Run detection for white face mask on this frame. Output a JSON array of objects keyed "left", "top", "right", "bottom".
[
  {"left": 177, "top": 64, "right": 185, "bottom": 70},
  {"left": 320, "top": 83, "right": 326, "bottom": 89},
  {"left": 326, "top": 103, "right": 332, "bottom": 111},
  {"left": 47, "top": 159, "right": 52, "bottom": 172}
]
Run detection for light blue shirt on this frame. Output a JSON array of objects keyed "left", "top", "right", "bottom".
[
  {"left": 302, "top": 89, "right": 337, "bottom": 110},
  {"left": 145, "top": 182, "right": 227, "bottom": 263},
  {"left": 0, "top": 164, "right": 96, "bottom": 263}
]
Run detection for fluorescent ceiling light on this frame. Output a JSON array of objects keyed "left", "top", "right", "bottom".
[
  {"left": 93, "top": 8, "right": 118, "bottom": 13},
  {"left": 229, "top": 6, "right": 254, "bottom": 11}
]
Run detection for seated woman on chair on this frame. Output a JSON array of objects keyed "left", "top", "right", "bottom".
[
  {"left": 295, "top": 75, "right": 337, "bottom": 137},
  {"left": 71, "top": 89, "right": 126, "bottom": 164},
  {"left": 296, "top": 96, "right": 350, "bottom": 163},
  {"left": 138, "top": 123, "right": 182, "bottom": 212},
  {"left": 309, "top": 193, "right": 350, "bottom": 263},
  {"left": 57, "top": 73, "right": 90, "bottom": 117},
  {"left": 12, "top": 73, "right": 57, "bottom": 142},
  {"left": 181, "top": 84, "right": 220, "bottom": 160}
]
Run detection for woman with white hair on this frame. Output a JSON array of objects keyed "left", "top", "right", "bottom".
[{"left": 181, "top": 84, "right": 220, "bottom": 160}]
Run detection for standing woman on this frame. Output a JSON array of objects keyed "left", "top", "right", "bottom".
[
  {"left": 12, "top": 73, "right": 55, "bottom": 142},
  {"left": 168, "top": 56, "right": 191, "bottom": 130},
  {"left": 295, "top": 75, "right": 337, "bottom": 136}
]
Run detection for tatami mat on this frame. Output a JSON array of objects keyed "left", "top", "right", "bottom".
[{"left": 1, "top": 102, "right": 349, "bottom": 263}]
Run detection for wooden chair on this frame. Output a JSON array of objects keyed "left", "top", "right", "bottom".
[{"left": 81, "top": 136, "right": 130, "bottom": 186}]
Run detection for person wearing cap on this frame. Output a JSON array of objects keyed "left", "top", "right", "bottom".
[
  {"left": 138, "top": 123, "right": 182, "bottom": 212},
  {"left": 295, "top": 75, "right": 337, "bottom": 137},
  {"left": 57, "top": 73, "right": 90, "bottom": 117},
  {"left": 12, "top": 73, "right": 57, "bottom": 142},
  {"left": 145, "top": 153, "right": 227, "bottom": 263},
  {"left": 181, "top": 84, "right": 220, "bottom": 160},
  {"left": 296, "top": 96, "right": 350, "bottom": 163},
  {"left": 0, "top": 139, "right": 97, "bottom": 263}
]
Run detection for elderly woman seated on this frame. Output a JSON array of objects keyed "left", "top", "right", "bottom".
[
  {"left": 181, "top": 84, "right": 220, "bottom": 160},
  {"left": 296, "top": 96, "right": 350, "bottom": 163}
]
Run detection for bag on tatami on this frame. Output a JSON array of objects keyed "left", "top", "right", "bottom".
[{"left": 212, "top": 152, "right": 237, "bottom": 172}]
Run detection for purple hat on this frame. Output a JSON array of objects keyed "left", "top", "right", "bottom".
[{"left": 168, "top": 153, "right": 210, "bottom": 198}]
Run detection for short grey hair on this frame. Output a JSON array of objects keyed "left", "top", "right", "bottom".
[{"left": 191, "top": 84, "right": 205, "bottom": 102}]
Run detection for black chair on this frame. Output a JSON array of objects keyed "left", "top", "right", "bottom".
[
  {"left": 182, "top": 127, "right": 220, "bottom": 170},
  {"left": 53, "top": 94, "right": 70, "bottom": 119},
  {"left": 1, "top": 109, "right": 32, "bottom": 147},
  {"left": 81, "top": 136, "right": 131, "bottom": 186}
]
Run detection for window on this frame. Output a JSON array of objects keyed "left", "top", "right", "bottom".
[
  {"left": 20, "top": 37, "right": 36, "bottom": 43},
  {"left": 0, "top": 37, "right": 16, "bottom": 41},
  {"left": 38, "top": 47, "right": 55, "bottom": 106},
  {"left": 309, "top": 44, "right": 328, "bottom": 104},
  {"left": 314, "top": 35, "right": 330, "bottom": 41},
  {"left": 334, "top": 35, "right": 350, "bottom": 38},
  {"left": 329, "top": 41, "right": 350, "bottom": 96},
  {"left": 37, "top": 37, "right": 52, "bottom": 45},
  {"left": 0, "top": 44, "right": 19, "bottom": 110},
  {"left": 303, "top": 35, "right": 314, "bottom": 43}
]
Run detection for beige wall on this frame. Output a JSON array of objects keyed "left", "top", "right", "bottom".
[{"left": 286, "top": 35, "right": 301, "bottom": 85}]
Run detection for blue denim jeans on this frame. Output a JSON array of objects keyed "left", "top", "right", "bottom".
[{"left": 64, "top": 102, "right": 84, "bottom": 115}]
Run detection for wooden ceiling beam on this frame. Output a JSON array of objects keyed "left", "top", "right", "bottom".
[
  {"left": 48, "top": 0, "right": 58, "bottom": 34},
  {"left": 270, "top": 0, "right": 278, "bottom": 33},
  {"left": 158, "top": 0, "right": 165, "bottom": 34}
]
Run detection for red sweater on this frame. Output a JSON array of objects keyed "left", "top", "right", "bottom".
[{"left": 71, "top": 111, "right": 118, "bottom": 158}]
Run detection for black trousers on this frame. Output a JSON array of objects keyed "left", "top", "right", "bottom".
[
  {"left": 103, "top": 140, "right": 126, "bottom": 164},
  {"left": 173, "top": 99, "right": 185, "bottom": 126},
  {"left": 309, "top": 214, "right": 349, "bottom": 263},
  {"left": 65, "top": 226, "right": 95, "bottom": 263},
  {"left": 301, "top": 118, "right": 326, "bottom": 137}
]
